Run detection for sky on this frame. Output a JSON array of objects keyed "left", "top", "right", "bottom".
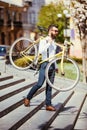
[
  {"left": 0, "top": 0, "right": 61, "bottom": 6},
  {"left": 0, "top": 0, "right": 23, "bottom": 6},
  {"left": 45, "top": 0, "right": 59, "bottom": 4}
]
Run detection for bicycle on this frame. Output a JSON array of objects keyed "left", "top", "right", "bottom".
[{"left": 9, "top": 35, "right": 80, "bottom": 92}]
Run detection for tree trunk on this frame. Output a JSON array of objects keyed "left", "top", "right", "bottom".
[{"left": 81, "top": 35, "right": 87, "bottom": 83}]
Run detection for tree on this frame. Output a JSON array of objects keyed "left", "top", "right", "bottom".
[
  {"left": 37, "top": 2, "right": 68, "bottom": 43},
  {"left": 71, "top": 0, "right": 87, "bottom": 83}
]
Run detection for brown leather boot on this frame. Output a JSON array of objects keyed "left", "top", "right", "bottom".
[
  {"left": 24, "top": 98, "right": 30, "bottom": 107},
  {"left": 46, "top": 106, "right": 56, "bottom": 111}
]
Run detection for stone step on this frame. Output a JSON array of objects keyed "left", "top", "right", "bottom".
[
  {"left": 0, "top": 81, "right": 36, "bottom": 101},
  {"left": 0, "top": 85, "right": 46, "bottom": 118},
  {"left": 0, "top": 74, "right": 13, "bottom": 81},
  {"left": 0, "top": 89, "right": 57, "bottom": 130},
  {"left": 5, "top": 64, "right": 38, "bottom": 80},
  {"left": 17, "top": 91, "right": 74, "bottom": 130},
  {"left": 74, "top": 96, "right": 87, "bottom": 130},
  {"left": 0, "top": 70, "right": 87, "bottom": 130},
  {"left": 48, "top": 92, "right": 87, "bottom": 130},
  {"left": 0, "top": 77, "right": 25, "bottom": 90}
]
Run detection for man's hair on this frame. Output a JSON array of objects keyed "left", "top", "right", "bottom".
[{"left": 48, "top": 24, "right": 58, "bottom": 32}]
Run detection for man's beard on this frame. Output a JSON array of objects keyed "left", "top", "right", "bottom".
[{"left": 51, "top": 33, "right": 56, "bottom": 39}]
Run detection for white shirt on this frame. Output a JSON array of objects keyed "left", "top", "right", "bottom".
[{"left": 39, "top": 36, "right": 57, "bottom": 61}]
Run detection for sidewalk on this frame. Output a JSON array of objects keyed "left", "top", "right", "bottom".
[
  {"left": 0, "top": 59, "right": 38, "bottom": 81},
  {"left": 0, "top": 70, "right": 87, "bottom": 130}
]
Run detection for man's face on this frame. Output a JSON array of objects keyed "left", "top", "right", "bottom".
[{"left": 50, "top": 27, "right": 58, "bottom": 39}]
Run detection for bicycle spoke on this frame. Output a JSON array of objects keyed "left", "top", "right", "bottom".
[
  {"left": 9, "top": 37, "right": 37, "bottom": 70},
  {"left": 45, "top": 57, "right": 80, "bottom": 91}
]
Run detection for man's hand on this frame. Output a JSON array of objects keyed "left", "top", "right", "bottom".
[{"left": 55, "top": 68, "right": 58, "bottom": 73}]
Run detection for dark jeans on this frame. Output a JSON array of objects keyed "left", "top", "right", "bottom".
[{"left": 27, "top": 62, "right": 55, "bottom": 106}]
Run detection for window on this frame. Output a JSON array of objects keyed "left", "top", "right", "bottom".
[
  {"left": 29, "top": 11, "right": 36, "bottom": 24},
  {"left": 0, "top": 8, "right": 4, "bottom": 19}
]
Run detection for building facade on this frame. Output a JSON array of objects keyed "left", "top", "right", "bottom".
[
  {"left": 0, "top": 0, "right": 82, "bottom": 58},
  {"left": 22, "top": 0, "right": 45, "bottom": 40},
  {"left": 0, "top": 0, "right": 32, "bottom": 46}
]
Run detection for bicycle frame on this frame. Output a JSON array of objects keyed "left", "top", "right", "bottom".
[
  {"left": 9, "top": 36, "right": 80, "bottom": 91},
  {"left": 19, "top": 36, "right": 69, "bottom": 74}
]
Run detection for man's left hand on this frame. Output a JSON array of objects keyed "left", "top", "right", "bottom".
[{"left": 55, "top": 69, "right": 58, "bottom": 73}]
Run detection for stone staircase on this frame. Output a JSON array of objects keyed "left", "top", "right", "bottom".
[{"left": 0, "top": 73, "right": 87, "bottom": 130}]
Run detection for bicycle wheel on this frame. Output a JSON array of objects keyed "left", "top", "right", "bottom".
[
  {"left": 45, "top": 57, "right": 80, "bottom": 91},
  {"left": 9, "top": 37, "right": 37, "bottom": 70}
]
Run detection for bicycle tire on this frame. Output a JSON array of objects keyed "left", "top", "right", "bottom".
[
  {"left": 9, "top": 37, "right": 37, "bottom": 70},
  {"left": 45, "top": 57, "right": 80, "bottom": 91}
]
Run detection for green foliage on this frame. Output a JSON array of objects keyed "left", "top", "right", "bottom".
[
  {"left": 14, "top": 56, "right": 34, "bottom": 67},
  {"left": 37, "top": 2, "right": 69, "bottom": 43},
  {"left": 71, "top": 56, "right": 82, "bottom": 64}
]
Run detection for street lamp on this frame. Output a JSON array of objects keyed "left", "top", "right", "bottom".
[
  {"left": 57, "top": 10, "right": 70, "bottom": 39},
  {"left": 23, "top": 0, "right": 32, "bottom": 11}
]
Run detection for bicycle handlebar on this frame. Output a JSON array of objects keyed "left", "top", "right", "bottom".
[{"left": 64, "top": 40, "right": 74, "bottom": 46}]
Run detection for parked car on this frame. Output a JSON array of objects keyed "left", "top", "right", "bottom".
[{"left": 0, "top": 45, "right": 10, "bottom": 62}]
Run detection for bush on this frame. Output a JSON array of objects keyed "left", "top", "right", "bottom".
[{"left": 71, "top": 56, "right": 82, "bottom": 64}]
